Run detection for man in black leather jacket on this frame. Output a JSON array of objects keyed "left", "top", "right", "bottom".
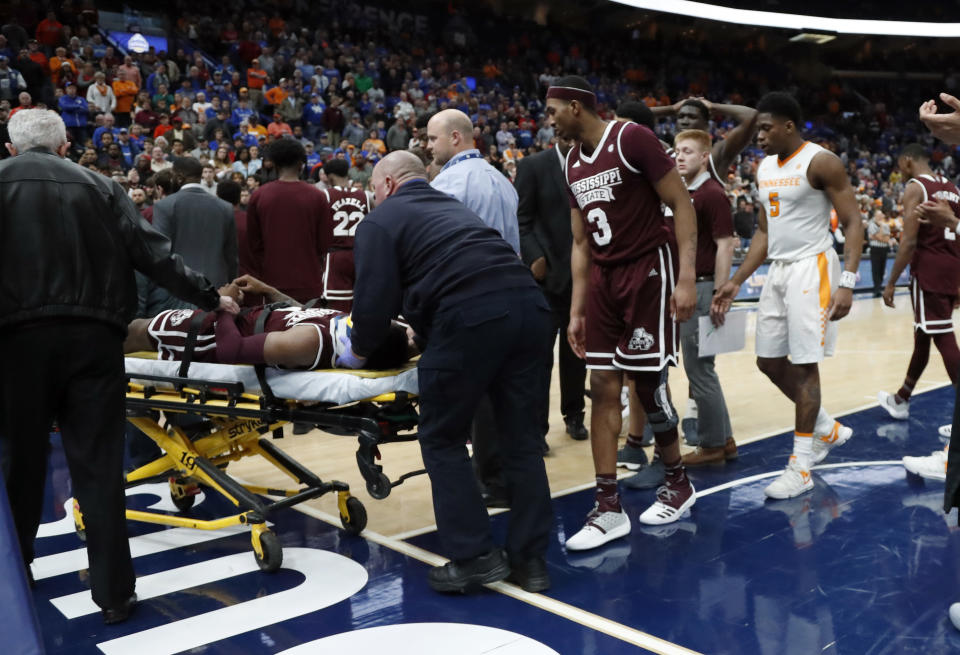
[{"left": 0, "top": 108, "right": 238, "bottom": 624}]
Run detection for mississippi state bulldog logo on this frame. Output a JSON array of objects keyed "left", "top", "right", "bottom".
[{"left": 628, "top": 328, "right": 654, "bottom": 351}]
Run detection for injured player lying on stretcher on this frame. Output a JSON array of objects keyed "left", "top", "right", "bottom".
[{"left": 123, "top": 275, "right": 417, "bottom": 370}]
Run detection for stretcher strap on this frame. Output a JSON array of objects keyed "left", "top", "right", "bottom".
[
  {"left": 253, "top": 305, "right": 278, "bottom": 405},
  {"left": 177, "top": 310, "right": 210, "bottom": 378}
]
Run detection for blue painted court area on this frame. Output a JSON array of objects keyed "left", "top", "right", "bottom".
[{"left": 24, "top": 383, "right": 960, "bottom": 654}]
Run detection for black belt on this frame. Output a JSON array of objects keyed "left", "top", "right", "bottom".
[{"left": 695, "top": 275, "right": 714, "bottom": 282}]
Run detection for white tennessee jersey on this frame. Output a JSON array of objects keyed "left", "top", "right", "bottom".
[{"left": 757, "top": 141, "right": 834, "bottom": 261}]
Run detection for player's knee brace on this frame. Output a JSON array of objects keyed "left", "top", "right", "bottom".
[{"left": 629, "top": 370, "right": 678, "bottom": 440}]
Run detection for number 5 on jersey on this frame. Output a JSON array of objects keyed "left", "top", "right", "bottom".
[
  {"left": 768, "top": 192, "right": 780, "bottom": 218},
  {"left": 586, "top": 207, "right": 613, "bottom": 246}
]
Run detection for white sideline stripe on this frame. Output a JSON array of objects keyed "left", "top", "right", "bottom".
[
  {"left": 393, "top": 381, "right": 955, "bottom": 541},
  {"left": 695, "top": 460, "right": 904, "bottom": 499},
  {"left": 292, "top": 503, "right": 702, "bottom": 655}
]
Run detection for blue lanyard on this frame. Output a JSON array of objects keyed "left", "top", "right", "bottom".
[{"left": 441, "top": 150, "right": 483, "bottom": 172}]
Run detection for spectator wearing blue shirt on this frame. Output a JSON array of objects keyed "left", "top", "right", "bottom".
[
  {"left": 230, "top": 98, "right": 254, "bottom": 131},
  {"left": 58, "top": 82, "right": 89, "bottom": 146},
  {"left": 116, "top": 128, "right": 141, "bottom": 168},
  {"left": 92, "top": 114, "right": 120, "bottom": 149},
  {"left": 0, "top": 55, "right": 26, "bottom": 102},
  {"left": 305, "top": 141, "right": 321, "bottom": 169},
  {"left": 302, "top": 93, "right": 326, "bottom": 142},
  {"left": 145, "top": 63, "right": 168, "bottom": 96}
]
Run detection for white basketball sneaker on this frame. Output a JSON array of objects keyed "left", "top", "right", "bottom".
[
  {"left": 940, "top": 424, "right": 952, "bottom": 440},
  {"left": 811, "top": 421, "right": 853, "bottom": 465},
  {"left": 877, "top": 391, "right": 909, "bottom": 420},
  {"left": 902, "top": 449, "right": 947, "bottom": 481},
  {"left": 764, "top": 458, "right": 814, "bottom": 500},
  {"left": 565, "top": 504, "right": 631, "bottom": 551}
]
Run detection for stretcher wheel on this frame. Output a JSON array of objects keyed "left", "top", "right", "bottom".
[
  {"left": 169, "top": 478, "right": 198, "bottom": 512},
  {"left": 367, "top": 473, "right": 392, "bottom": 500},
  {"left": 253, "top": 529, "right": 283, "bottom": 572},
  {"left": 340, "top": 497, "right": 367, "bottom": 535}
]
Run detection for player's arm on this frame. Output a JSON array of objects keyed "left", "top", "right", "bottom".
[
  {"left": 916, "top": 198, "right": 960, "bottom": 231},
  {"left": 705, "top": 101, "right": 758, "bottom": 175},
  {"left": 810, "top": 150, "right": 863, "bottom": 321},
  {"left": 232, "top": 274, "right": 303, "bottom": 307},
  {"left": 714, "top": 235, "right": 736, "bottom": 296},
  {"left": 712, "top": 205, "right": 767, "bottom": 326},
  {"left": 920, "top": 94, "right": 960, "bottom": 146},
  {"left": 654, "top": 168, "right": 697, "bottom": 322},
  {"left": 883, "top": 183, "right": 922, "bottom": 308},
  {"left": 650, "top": 98, "right": 685, "bottom": 118},
  {"left": 568, "top": 207, "right": 591, "bottom": 359}
]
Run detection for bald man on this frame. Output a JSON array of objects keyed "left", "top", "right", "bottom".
[
  {"left": 427, "top": 109, "right": 520, "bottom": 252},
  {"left": 341, "top": 151, "right": 554, "bottom": 595}
]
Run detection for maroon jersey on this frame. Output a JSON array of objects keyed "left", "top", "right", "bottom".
[
  {"left": 565, "top": 121, "right": 675, "bottom": 265},
  {"left": 247, "top": 181, "right": 332, "bottom": 303},
  {"left": 147, "top": 306, "right": 341, "bottom": 368},
  {"left": 688, "top": 173, "right": 734, "bottom": 276},
  {"left": 909, "top": 174, "right": 960, "bottom": 295},
  {"left": 322, "top": 185, "right": 371, "bottom": 250}
]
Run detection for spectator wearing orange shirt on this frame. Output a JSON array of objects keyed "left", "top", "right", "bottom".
[
  {"left": 361, "top": 129, "right": 386, "bottom": 157},
  {"left": 246, "top": 58, "right": 267, "bottom": 110},
  {"left": 35, "top": 11, "right": 63, "bottom": 50},
  {"left": 267, "top": 12, "right": 286, "bottom": 38},
  {"left": 246, "top": 114, "right": 268, "bottom": 140},
  {"left": 267, "top": 112, "right": 292, "bottom": 138},
  {"left": 264, "top": 78, "right": 288, "bottom": 111},
  {"left": 27, "top": 40, "right": 48, "bottom": 71},
  {"left": 112, "top": 68, "right": 139, "bottom": 127},
  {"left": 118, "top": 55, "right": 141, "bottom": 90},
  {"left": 49, "top": 47, "right": 75, "bottom": 86}
]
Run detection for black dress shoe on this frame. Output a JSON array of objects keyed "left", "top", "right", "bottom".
[
  {"left": 428, "top": 549, "right": 510, "bottom": 593},
  {"left": 507, "top": 555, "right": 550, "bottom": 593},
  {"left": 102, "top": 593, "right": 137, "bottom": 625},
  {"left": 292, "top": 421, "right": 313, "bottom": 435},
  {"left": 481, "top": 488, "right": 510, "bottom": 508},
  {"left": 565, "top": 417, "right": 589, "bottom": 441}
]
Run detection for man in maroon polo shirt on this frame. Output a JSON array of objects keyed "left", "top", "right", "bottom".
[{"left": 673, "top": 129, "right": 738, "bottom": 466}]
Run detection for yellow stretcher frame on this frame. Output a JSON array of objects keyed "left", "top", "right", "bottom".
[{"left": 73, "top": 370, "right": 423, "bottom": 572}]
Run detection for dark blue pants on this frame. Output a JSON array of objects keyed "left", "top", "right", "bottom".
[{"left": 417, "top": 288, "right": 555, "bottom": 561}]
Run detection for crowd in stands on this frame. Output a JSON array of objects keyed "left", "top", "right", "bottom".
[{"left": 3, "top": 0, "right": 957, "bottom": 253}]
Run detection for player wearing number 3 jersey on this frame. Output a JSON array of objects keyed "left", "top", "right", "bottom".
[
  {"left": 547, "top": 76, "right": 698, "bottom": 550},
  {"left": 712, "top": 92, "right": 864, "bottom": 501},
  {"left": 321, "top": 159, "right": 373, "bottom": 311}
]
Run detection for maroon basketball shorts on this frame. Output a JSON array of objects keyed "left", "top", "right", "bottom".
[
  {"left": 585, "top": 242, "right": 679, "bottom": 371},
  {"left": 911, "top": 276, "right": 958, "bottom": 335},
  {"left": 323, "top": 249, "right": 356, "bottom": 312}
]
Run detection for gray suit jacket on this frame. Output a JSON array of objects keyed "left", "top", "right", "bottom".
[{"left": 152, "top": 185, "right": 238, "bottom": 288}]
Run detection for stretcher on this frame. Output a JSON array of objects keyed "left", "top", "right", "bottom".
[{"left": 74, "top": 353, "right": 424, "bottom": 572}]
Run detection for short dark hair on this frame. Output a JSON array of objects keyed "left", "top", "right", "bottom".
[
  {"left": 173, "top": 156, "right": 203, "bottom": 181},
  {"left": 365, "top": 322, "right": 411, "bottom": 369},
  {"left": 680, "top": 99, "right": 709, "bottom": 123},
  {"left": 899, "top": 143, "right": 928, "bottom": 162},
  {"left": 757, "top": 92, "right": 802, "bottom": 126},
  {"left": 155, "top": 168, "right": 180, "bottom": 195},
  {"left": 323, "top": 158, "right": 349, "bottom": 177},
  {"left": 616, "top": 101, "right": 655, "bottom": 130},
  {"left": 553, "top": 75, "right": 593, "bottom": 94},
  {"left": 217, "top": 180, "right": 241, "bottom": 205},
  {"left": 267, "top": 138, "right": 305, "bottom": 170}
]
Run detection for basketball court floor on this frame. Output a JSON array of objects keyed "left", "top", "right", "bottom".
[{"left": 24, "top": 294, "right": 960, "bottom": 654}]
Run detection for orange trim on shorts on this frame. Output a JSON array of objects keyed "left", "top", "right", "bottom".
[
  {"left": 777, "top": 141, "right": 810, "bottom": 167},
  {"left": 817, "top": 252, "right": 830, "bottom": 346}
]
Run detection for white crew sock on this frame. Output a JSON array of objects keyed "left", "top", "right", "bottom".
[
  {"left": 814, "top": 407, "right": 834, "bottom": 436},
  {"left": 793, "top": 432, "right": 813, "bottom": 470}
]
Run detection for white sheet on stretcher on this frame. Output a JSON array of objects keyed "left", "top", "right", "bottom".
[{"left": 124, "top": 357, "right": 419, "bottom": 405}]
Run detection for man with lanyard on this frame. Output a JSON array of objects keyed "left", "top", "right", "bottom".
[{"left": 427, "top": 108, "right": 523, "bottom": 507}]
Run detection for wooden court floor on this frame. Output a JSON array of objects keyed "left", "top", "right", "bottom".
[{"left": 231, "top": 294, "right": 952, "bottom": 537}]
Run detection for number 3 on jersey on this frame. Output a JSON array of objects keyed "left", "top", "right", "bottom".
[
  {"left": 333, "top": 210, "right": 365, "bottom": 237},
  {"left": 768, "top": 192, "right": 780, "bottom": 218},
  {"left": 586, "top": 207, "right": 613, "bottom": 246}
]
